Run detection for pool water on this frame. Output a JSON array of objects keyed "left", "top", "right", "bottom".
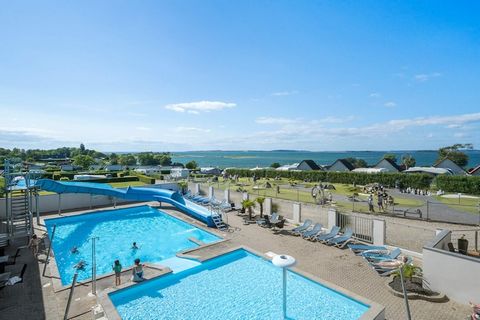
[
  {"left": 109, "top": 249, "right": 370, "bottom": 320},
  {"left": 45, "top": 205, "right": 220, "bottom": 285}
]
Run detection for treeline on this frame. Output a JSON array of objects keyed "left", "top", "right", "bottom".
[
  {"left": 0, "top": 145, "right": 106, "bottom": 162},
  {"left": 225, "top": 168, "right": 434, "bottom": 189}
]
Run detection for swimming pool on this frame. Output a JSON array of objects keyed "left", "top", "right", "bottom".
[
  {"left": 109, "top": 249, "right": 371, "bottom": 320},
  {"left": 45, "top": 205, "right": 220, "bottom": 285}
]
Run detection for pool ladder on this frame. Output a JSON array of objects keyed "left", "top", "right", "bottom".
[{"left": 210, "top": 208, "right": 228, "bottom": 232}]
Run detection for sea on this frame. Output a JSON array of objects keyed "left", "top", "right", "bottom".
[{"left": 171, "top": 150, "right": 480, "bottom": 169}]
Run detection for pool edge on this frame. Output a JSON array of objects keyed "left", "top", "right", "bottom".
[{"left": 102, "top": 245, "right": 385, "bottom": 320}]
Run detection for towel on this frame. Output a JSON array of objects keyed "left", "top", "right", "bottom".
[{"left": 6, "top": 276, "right": 22, "bottom": 286}]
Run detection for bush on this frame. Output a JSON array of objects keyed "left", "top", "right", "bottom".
[
  {"left": 130, "top": 172, "right": 155, "bottom": 184},
  {"left": 224, "top": 169, "right": 434, "bottom": 189},
  {"left": 436, "top": 175, "right": 480, "bottom": 195}
]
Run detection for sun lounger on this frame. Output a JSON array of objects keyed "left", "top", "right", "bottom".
[
  {"left": 315, "top": 226, "right": 340, "bottom": 243},
  {"left": 291, "top": 220, "right": 312, "bottom": 234},
  {"left": 269, "top": 213, "right": 280, "bottom": 224},
  {"left": 373, "top": 257, "right": 413, "bottom": 276},
  {"left": 301, "top": 223, "right": 323, "bottom": 239},
  {"left": 348, "top": 244, "right": 387, "bottom": 254},
  {"left": 327, "top": 228, "right": 353, "bottom": 247},
  {"left": 363, "top": 248, "right": 401, "bottom": 262}
]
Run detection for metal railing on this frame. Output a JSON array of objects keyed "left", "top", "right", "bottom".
[{"left": 336, "top": 213, "right": 373, "bottom": 243}]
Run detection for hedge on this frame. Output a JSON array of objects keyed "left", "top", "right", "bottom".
[
  {"left": 66, "top": 176, "right": 140, "bottom": 184},
  {"left": 224, "top": 169, "right": 434, "bottom": 189},
  {"left": 129, "top": 172, "right": 155, "bottom": 184},
  {"left": 436, "top": 175, "right": 480, "bottom": 195},
  {"left": 52, "top": 171, "right": 119, "bottom": 180}
]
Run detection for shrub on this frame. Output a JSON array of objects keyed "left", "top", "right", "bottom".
[{"left": 436, "top": 175, "right": 480, "bottom": 195}]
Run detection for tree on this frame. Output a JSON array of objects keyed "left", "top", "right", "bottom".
[
  {"left": 256, "top": 197, "right": 265, "bottom": 218},
  {"left": 109, "top": 153, "right": 119, "bottom": 165},
  {"left": 241, "top": 199, "right": 256, "bottom": 221},
  {"left": 138, "top": 153, "right": 158, "bottom": 166},
  {"left": 155, "top": 153, "right": 172, "bottom": 166},
  {"left": 402, "top": 154, "right": 416, "bottom": 169},
  {"left": 185, "top": 160, "right": 198, "bottom": 170},
  {"left": 345, "top": 157, "right": 367, "bottom": 168},
  {"left": 383, "top": 153, "right": 398, "bottom": 163},
  {"left": 119, "top": 154, "right": 137, "bottom": 166},
  {"left": 73, "top": 155, "right": 95, "bottom": 169},
  {"left": 437, "top": 144, "right": 473, "bottom": 167},
  {"left": 79, "top": 143, "right": 86, "bottom": 155},
  {"left": 270, "top": 162, "right": 281, "bottom": 169}
]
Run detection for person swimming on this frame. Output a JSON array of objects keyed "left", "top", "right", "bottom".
[
  {"left": 132, "top": 242, "right": 139, "bottom": 250},
  {"left": 70, "top": 246, "right": 79, "bottom": 254},
  {"left": 74, "top": 260, "right": 87, "bottom": 270}
]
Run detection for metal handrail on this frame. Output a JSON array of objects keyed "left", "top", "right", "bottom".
[
  {"left": 42, "top": 224, "right": 56, "bottom": 277},
  {"left": 64, "top": 272, "right": 78, "bottom": 320}
]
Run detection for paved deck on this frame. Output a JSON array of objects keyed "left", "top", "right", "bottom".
[{"left": 0, "top": 202, "right": 472, "bottom": 320}]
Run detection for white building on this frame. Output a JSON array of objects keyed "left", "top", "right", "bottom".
[
  {"left": 403, "top": 167, "right": 453, "bottom": 176},
  {"left": 134, "top": 167, "right": 161, "bottom": 176},
  {"left": 170, "top": 168, "right": 190, "bottom": 179}
]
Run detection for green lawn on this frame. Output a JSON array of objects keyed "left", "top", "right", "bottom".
[
  {"left": 109, "top": 181, "right": 147, "bottom": 188},
  {"left": 205, "top": 178, "right": 425, "bottom": 211},
  {"left": 435, "top": 195, "right": 480, "bottom": 214}
]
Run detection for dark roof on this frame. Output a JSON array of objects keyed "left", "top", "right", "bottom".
[
  {"left": 299, "top": 160, "right": 321, "bottom": 170},
  {"left": 468, "top": 165, "right": 480, "bottom": 175},
  {"left": 335, "top": 159, "right": 355, "bottom": 171},
  {"left": 433, "top": 157, "right": 465, "bottom": 170},
  {"left": 375, "top": 158, "right": 403, "bottom": 171}
]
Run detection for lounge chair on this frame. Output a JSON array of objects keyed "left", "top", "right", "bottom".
[
  {"left": 301, "top": 223, "right": 323, "bottom": 239},
  {"left": 373, "top": 257, "right": 413, "bottom": 276},
  {"left": 256, "top": 216, "right": 271, "bottom": 228},
  {"left": 326, "top": 228, "right": 353, "bottom": 247},
  {"left": 315, "top": 226, "right": 340, "bottom": 243},
  {"left": 291, "top": 219, "right": 312, "bottom": 234},
  {"left": 269, "top": 213, "right": 280, "bottom": 224},
  {"left": 348, "top": 244, "right": 387, "bottom": 254},
  {"left": 272, "top": 219, "right": 286, "bottom": 232},
  {"left": 363, "top": 248, "right": 401, "bottom": 262}
]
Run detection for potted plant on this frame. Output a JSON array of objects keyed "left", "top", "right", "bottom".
[
  {"left": 241, "top": 199, "right": 256, "bottom": 221},
  {"left": 177, "top": 181, "right": 188, "bottom": 194},
  {"left": 256, "top": 197, "right": 265, "bottom": 218},
  {"left": 387, "top": 263, "right": 445, "bottom": 301}
]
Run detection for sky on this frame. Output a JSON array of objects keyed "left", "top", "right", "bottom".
[{"left": 0, "top": 1, "right": 479, "bottom": 152}]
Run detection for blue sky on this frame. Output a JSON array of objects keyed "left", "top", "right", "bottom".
[{"left": 0, "top": 1, "right": 479, "bottom": 151}]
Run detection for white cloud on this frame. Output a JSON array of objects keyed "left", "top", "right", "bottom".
[
  {"left": 135, "top": 126, "right": 151, "bottom": 131},
  {"left": 174, "top": 126, "right": 211, "bottom": 133},
  {"left": 271, "top": 90, "right": 299, "bottom": 96},
  {"left": 369, "top": 92, "right": 381, "bottom": 98},
  {"left": 255, "top": 117, "right": 298, "bottom": 125},
  {"left": 414, "top": 72, "right": 442, "bottom": 82},
  {"left": 384, "top": 101, "right": 396, "bottom": 107},
  {"left": 165, "top": 101, "right": 236, "bottom": 113}
]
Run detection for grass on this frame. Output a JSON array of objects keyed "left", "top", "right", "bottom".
[
  {"left": 109, "top": 181, "right": 146, "bottom": 188},
  {"left": 435, "top": 195, "right": 479, "bottom": 214},
  {"left": 205, "top": 178, "right": 425, "bottom": 211}
]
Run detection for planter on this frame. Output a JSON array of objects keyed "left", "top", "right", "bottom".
[{"left": 386, "top": 276, "right": 448, "bottom": 302}]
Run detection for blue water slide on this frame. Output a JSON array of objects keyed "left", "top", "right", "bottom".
[{"left": 34, "top": 179, "right": 215, "bottom": 227}]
